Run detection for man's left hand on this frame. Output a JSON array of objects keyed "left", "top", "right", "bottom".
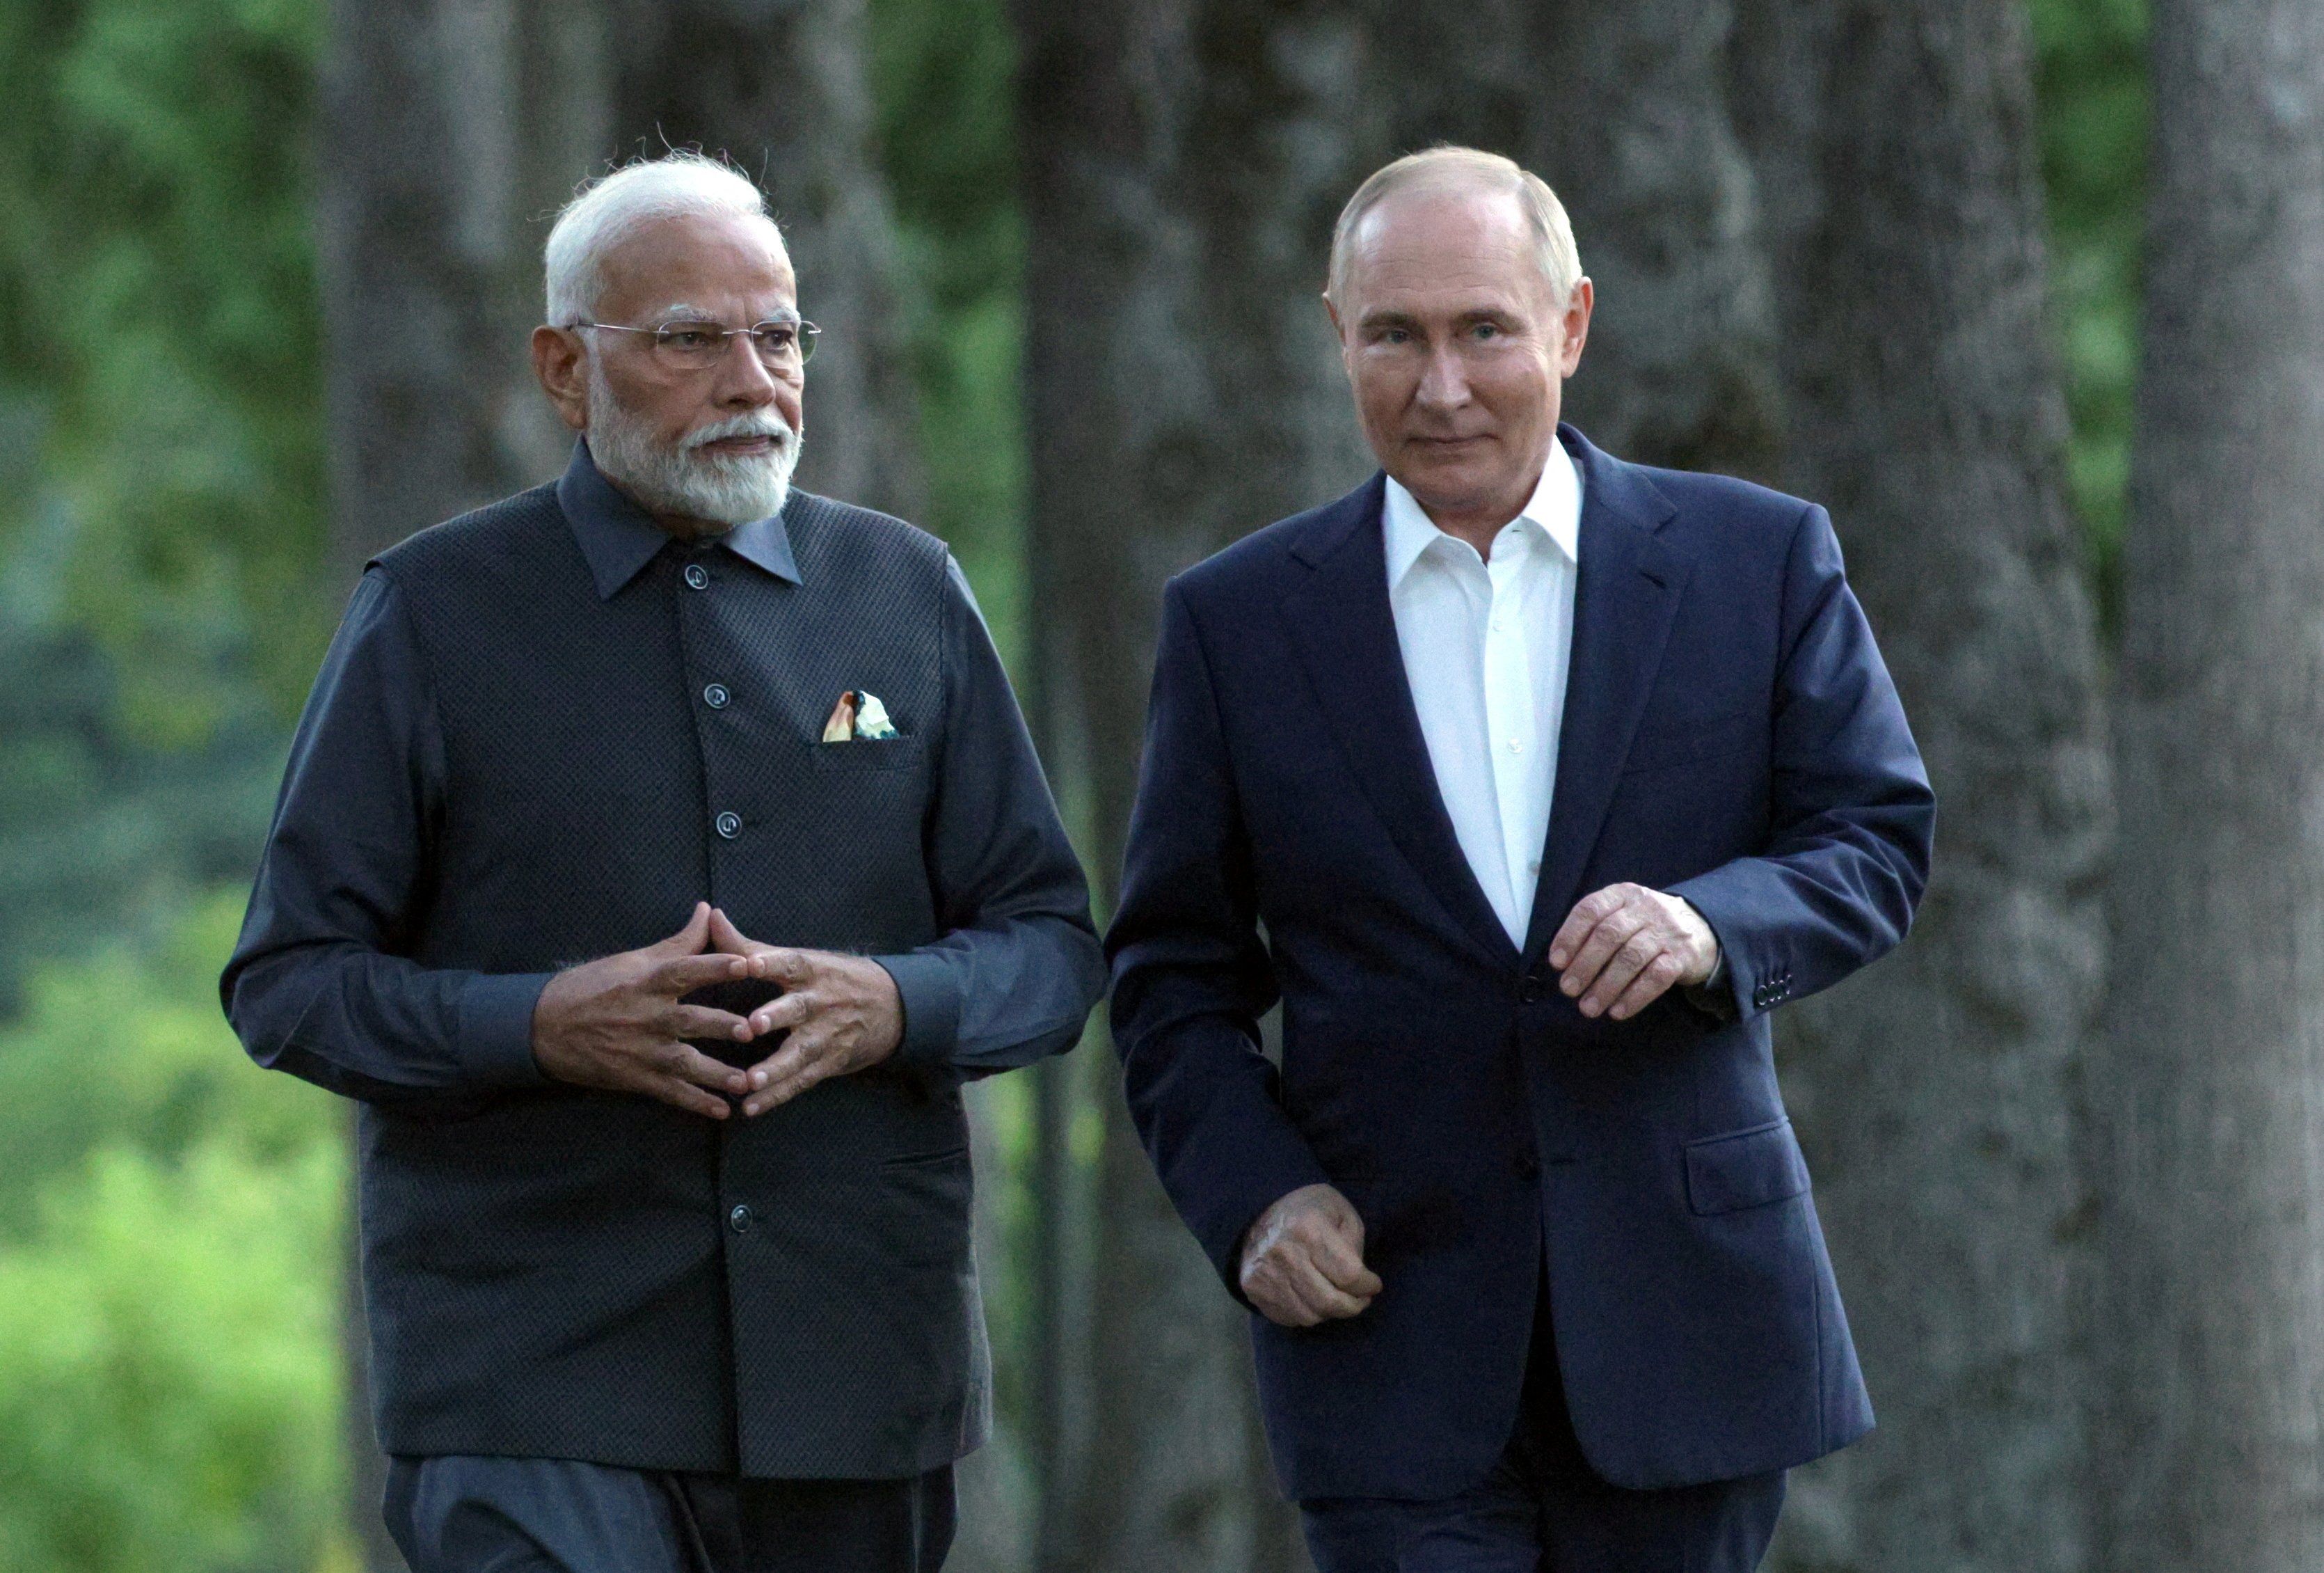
[
  {"left": 708, "top": 909, "right": 904, "bottom": 1114},
  {"left": 1547, "top": 883, "right": 1719, "bottom": 1020}
]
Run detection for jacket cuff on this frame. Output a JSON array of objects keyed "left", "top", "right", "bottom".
[
  {"left": 458, "top": 971, "right": 553, "bottom": 1084},
  {"left": 1676, "top": 899, "right": 1737, "bottom": 1024},
  {"left": 1669, "top": 875, "right": 1759, "bottom": 1021},
  {"left": 873, "top": 951, "right": 962, "bottom": 1067}
]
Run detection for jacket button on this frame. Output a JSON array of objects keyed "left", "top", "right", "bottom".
[
  {"left": 728, "top": 1204, "right": 752, "bottom": 1234},
  {"left": 1519, "top": 970, "right": 1546, "bottom": 1004},
  {"left": 715, "top": 811, "right": 742, "bottom": 839},
  {"left": 684, "top": 563, "right": 710, "bottom": 590},
  {"left": 703, "top": 683, "right": 731, "bottom": 709}
]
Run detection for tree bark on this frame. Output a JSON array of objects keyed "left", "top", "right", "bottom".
[
  {"left": 1014, "top": 4, "right": 1378, "bottom": 1568},
  {"left": 2094, "top": 0, "right": 2324, "bottom": 1566},
  {"left": 1733, "top": 5, "right": 2110, "bottom": 1570},
  {"left": 1364, "top": 0, "right": 1782, "bottom": 479},
  {"left": 610, "top": 0, "right": 926, "bottom": 523},
  {"left": 319, "top": 6, "right": 613, "bottom": 1565},
  {"left": 320, "top": 0, "right": 609, "bottom": 573}
]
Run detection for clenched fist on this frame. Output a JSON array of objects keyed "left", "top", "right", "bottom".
[
  {"left": 1548, "top": 882, "right": 1720, "bottom": 1020},
  {"left": 1239, "top": 1183, "right": 1385, "bottom": 1328}
]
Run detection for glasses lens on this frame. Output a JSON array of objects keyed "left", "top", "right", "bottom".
[
  {"left": 747, "top": 321, "right": 818, "bottom": 367},
  {"left": 652, "top": 321, "right": 729, "bottom": 368}
]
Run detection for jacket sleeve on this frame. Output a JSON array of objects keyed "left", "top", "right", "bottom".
[
  {"left": 219, "top": 569, "right": 551, "bottom": 1105},
  {"left": 872, "top": 555, "right": 1106, "bottom": 1072},
  {"left": 1669, "top": 503, "right": 1936, "bottom": 1020},
  {"left": 1106, "top": 580, "right": 1330, "bottom": 1295}
]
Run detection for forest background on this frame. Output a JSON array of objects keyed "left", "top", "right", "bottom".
[{"left": 3, "top": 0, "right": 2305, "bottom": 1570}]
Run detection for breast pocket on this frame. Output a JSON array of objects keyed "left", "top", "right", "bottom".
[{"left": 811, "top": 736, "right": 925, "bottom": 774}]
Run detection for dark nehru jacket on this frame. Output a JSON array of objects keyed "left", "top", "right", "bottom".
[{"left": 223, "top": 443, "right": 1103, "bottom": 1478}]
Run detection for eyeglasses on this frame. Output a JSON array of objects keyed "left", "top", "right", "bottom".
[{"left": 572, "top": 316, "right": 820, "bottom": 372}]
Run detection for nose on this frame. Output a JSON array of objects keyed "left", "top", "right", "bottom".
[
  {"left": 1414, "top": 340, "right": 1472, "bottom": 411},
  {"left": 710, "top": 333, "right": 786, "bottom": 409}
]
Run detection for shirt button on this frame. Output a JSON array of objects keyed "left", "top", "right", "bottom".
[
  {"left": 728, "top": 1204, "right": 752, "bottom": 1234},
  {"left": 683, "top": 563, "right": 710, "bottom": 590},
  {"left": 1507, "top": 738, "right": 1522, "bottom": 752},
  {"left": 715, "top": 811, "right": 742, "bottom": 839},
  {"left": 703, "top": 683, "right": 731, "bottom": 709}
]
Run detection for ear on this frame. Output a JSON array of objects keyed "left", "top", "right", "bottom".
[
  {"left": 1322, "top": 292, "right": 1356, "bottom": 378},
  {"left": 531, "top": 324, "right": 591, "bottom": 432},
  {"left": 1557, "top": 277, "right": 1594, "bottom": 379}
]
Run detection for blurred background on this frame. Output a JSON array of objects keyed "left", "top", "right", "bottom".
[{"left": 7, "top": 0, "right": 2319, "bottom": 1569}]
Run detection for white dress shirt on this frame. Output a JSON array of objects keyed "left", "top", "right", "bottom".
[{"left": 1383, "top": 446, "right": 1582, "bottom": 947}]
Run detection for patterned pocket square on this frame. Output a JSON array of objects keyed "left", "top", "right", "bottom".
[{"left": 820, "top": 690, "right": 898, "bottom": 742}]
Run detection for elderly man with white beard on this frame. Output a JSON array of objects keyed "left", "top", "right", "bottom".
[{"left": 221, "top": 153, "right": 1103, "bottom": 1573}]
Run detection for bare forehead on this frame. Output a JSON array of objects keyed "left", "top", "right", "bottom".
[
  {"left": 597, "top": 211, "right": 795, "bottom": 316},
  {"left": 1350, "top": 184, "right": 1534, "bottom": 272}
]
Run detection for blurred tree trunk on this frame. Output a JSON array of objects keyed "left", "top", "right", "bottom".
[
  {"left": 2094, "top": 0, "right": 2324, "bottom": 1567},
  {"left": 1732, "top": 3, "right": 2110, "bottom": 1570},
  {"left": 321, "top": 0, "right": 607, "bottom": 574},
  {"left": 320, "top": 2, "right": 612, "bottom": 1564},
  {"left": 1367, "top": 0, "right": 1782, "bottom": 480},
  {"left": 610, "top": 0, "right": 927, "bottom": 523},
  {"left": 1013, "top": 4, "right": 1374, "bottom": 1569}
]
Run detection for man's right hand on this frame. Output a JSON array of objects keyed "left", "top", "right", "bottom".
[
  {"left": 530, "top": 902, "right": 758, "bottom": 1119},
  {"left": 1239, "top": 1183, "right": 1384, "bottom": 1327}
]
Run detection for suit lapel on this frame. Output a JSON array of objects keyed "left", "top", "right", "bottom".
[
  {"left": 1523, "top": 431, "right": 1692, "bottom": 957},
  {"left": 1282, "top": 477, "right": 1520, "bottom": 970}
]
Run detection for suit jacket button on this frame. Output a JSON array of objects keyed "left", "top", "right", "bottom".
[
  {"left": 728, "top": 1204, "right": 752, "bottom": 1234},
  {"left": 1519, "top": 970, "right": 1546, "bottom": 1004},
  {"left": 684, "top": 563, "right": 711, "bottom": 590}
]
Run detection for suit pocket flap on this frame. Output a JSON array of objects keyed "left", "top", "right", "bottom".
[{"left": 1685, "top": 1119, "right": 1810, "bottom": 1215}]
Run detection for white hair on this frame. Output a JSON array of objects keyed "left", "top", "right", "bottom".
[
  {"left": 1326, "top": 145, "right": 1583, "bottom": 308},
  {"left": 543, "top": 152, "right": 783, "bottom": 326}
]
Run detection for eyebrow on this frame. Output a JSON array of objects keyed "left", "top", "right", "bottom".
[
  {"left": 651, "top": 302, "right": 802, "bottom": 326},
  {"left": 1357, "top": 303, "right": 1522, "bottom": 331}
]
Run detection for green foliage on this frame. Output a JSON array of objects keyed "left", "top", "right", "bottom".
[
  {"left": 0, "top": 890, "right": 345, "bottom": 1573},
  {"left": 868, "top": 0, "right": 1030, "bottom": 664},
  {"left": 0, "top": 0, "right": 329, "bottom": 729},
  {"left": 2033, "top": 0, "right": 2149, "bottom": 629}
]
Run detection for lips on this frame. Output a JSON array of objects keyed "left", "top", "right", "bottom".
[{"left": 698, "top": 435, "right": 778, "bottom": 457}]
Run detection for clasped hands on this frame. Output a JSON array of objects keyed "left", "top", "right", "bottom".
[
  {"left": 530, "top": 902, "right": 902, "bottom": 1119},
  {"left": 1239, "top": 883, "right": 1717, "bottom": 1329}
]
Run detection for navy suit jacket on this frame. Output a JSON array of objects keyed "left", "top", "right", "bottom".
[{"left": 1107, "top": 427, "right": 1934, "bottom": 1499}]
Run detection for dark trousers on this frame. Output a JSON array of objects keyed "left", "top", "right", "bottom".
[
  {"left": 383, "top": 1454, "right": 955, "bottom": 1573},
  {"left": 1300, "top": 1266, "right": 1786, "bottom": 1573}
]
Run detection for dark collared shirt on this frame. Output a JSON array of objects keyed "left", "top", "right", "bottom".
[{"left": 227, "top": 443, "right": 1100, "bottom": 1098}]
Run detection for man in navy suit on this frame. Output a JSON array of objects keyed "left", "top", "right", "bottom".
[{"left": 1107, "top": 146, "right": 1934, "bottom": 1570}]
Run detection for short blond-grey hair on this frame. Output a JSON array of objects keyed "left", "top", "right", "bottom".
[{"left": 1326, "top": 145, "right": 1583, "bottom": 307}]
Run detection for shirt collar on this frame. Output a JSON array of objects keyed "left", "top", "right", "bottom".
[
  {"left": 555, "top": 439, "right": 802, "bottom": 600},
  {"left": 1381, "top": 438, "right": 1584, "bottom": 590}
]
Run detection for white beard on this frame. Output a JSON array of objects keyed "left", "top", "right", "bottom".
[{"left": 586, "top": 355, "right": 802, "bottom": 526}]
